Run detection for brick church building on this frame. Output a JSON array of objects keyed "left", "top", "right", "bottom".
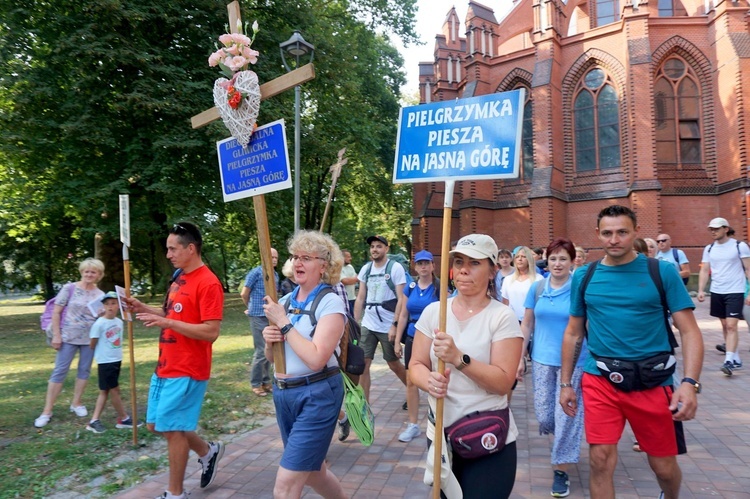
[{"left": 412, "top": 0, "right": 750, "bottom": 271}]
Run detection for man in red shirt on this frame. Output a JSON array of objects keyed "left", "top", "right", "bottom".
[{"left": 126, "top": 222, "right": 224, "bottom": 499}]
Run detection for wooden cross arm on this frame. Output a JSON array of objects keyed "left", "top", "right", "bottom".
[{"left": 191, "top": 63, "right": 316, "bottom": 129}]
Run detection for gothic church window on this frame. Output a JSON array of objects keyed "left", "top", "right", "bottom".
[
  {"left": 654, "top": 56, "right": 701, "bottom": 165},
  {"left": 574, "top": 68, "right": 621, "bottom": 171}
]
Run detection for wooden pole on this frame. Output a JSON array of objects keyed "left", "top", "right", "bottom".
[
  {"left": 432, "top": 180, "right": 455, "bottom": 498},
  {"left": 253, "top": 195, "right": 285, "bottom": 373},
  {"left": 319, "top": 148, "right": 346, "bottom": 232},
  {"left": 122, "top": 250, "right": 138, "bottom": 445}
]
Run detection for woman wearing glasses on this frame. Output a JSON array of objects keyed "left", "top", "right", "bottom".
[
  {"left": 519, "top": 238, "right": 586, "bottom": 498},
  {"left": 262, "top": 230, "right": 347, "bottom": 499}
]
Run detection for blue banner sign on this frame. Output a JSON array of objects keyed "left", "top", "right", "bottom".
[
  {"left": 216, "top": 119, "right": 291, "bottom": 202},
  {"left": 393, "top": 90, "right": 525, "bottom": 183}
]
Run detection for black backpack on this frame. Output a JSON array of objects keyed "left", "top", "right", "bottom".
[
  {"left": 578, "top": 258, "right": 678, "bottom": 352},
  {"left": 285, "top": 287, "right": 365, "bottom": 378}
]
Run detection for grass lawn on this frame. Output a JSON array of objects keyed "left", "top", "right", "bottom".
[{"left": 0, "top": 294, "right": 275, "bottom": 498}]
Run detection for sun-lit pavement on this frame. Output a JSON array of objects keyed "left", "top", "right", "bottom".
[{"left": 117, "top": 298, "right": 750, "bottom": 498}]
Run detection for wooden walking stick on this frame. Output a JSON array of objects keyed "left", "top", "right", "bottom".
[{"left": 119, "top": 194, "right": 138, "bottom": 444}]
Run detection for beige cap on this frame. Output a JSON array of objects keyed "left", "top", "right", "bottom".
[{"left": 450, "top": 234, "right": 498, "bottom": 265}]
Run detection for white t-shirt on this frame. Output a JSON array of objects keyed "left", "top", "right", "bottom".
[
  {"left": 702, "top": 238, "right": 750, "bottom": 294},
  {"left": 357, "top": 260, "right": 406, "bottom": 332},
  {"left": 501, "top": 273, "right": 544, "bottom": 321},
  {"left": 340, "top": 264, "right": 357, "bottom": 300},
  {"left": 279, "top": 291, "right": 346, "bottom": 377},
  {"left": 90, "top": 316, "right": 124, "bottom": 364},
  {"left": 415, "top": 298, "right": 522, "bottom": 441}
]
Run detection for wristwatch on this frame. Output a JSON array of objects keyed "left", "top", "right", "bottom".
[
  {"left": 681, "top": 377, "right": 701, "bottom": 393},
  {"left": 455, "top": 353, "right": 471, "bottom": 371},
  {"left": 280, "top": 323, "right": 294, "bottom": 336}
]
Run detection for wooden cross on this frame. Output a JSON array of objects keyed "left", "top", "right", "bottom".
[
  {"left": 192, "top": 1, "right": 317, "bottom": 373},
  {"left": 319, "top": 148, "right": 348, "bottom": 231}
]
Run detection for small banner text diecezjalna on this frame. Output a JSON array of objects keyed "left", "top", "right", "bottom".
[{"left": 393, "top": 90, "right": 525, "bottom": 183}]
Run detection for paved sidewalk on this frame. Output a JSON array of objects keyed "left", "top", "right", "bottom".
[{"left": 118, "top": 299, "right": 750, "bottom": 498}]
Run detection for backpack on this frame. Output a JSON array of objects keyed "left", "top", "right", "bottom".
[
  {"left": 285, "top": 287, "right": 365, "bottom": 379},
  {"left": 41, "top": 282, "right": 75, "bottom": 345},
  {"left": 707, "top": 240, "right": 747, "bottom": 272},
  {"left": 404, "top": 277, "right": 441, "bottom": 301},
  {"left": 578, "top": 258, "right": 678, "bottom": 352},
  {"left": 670, "top": 248, "right": 689, "bottom": 285},
  {"left": 362, "top": 258, "right": 406, "bottom": 317}
]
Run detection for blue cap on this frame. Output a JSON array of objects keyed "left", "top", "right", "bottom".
[
  {"left": 101, "top": 291, "right": 118, "bottom": 302},
  {"left": 414, "top": 250, "right": 434, "bottom": 262}
]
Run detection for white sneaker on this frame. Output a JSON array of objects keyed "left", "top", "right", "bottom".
[
  {"left": 34, "top": 413, "right": 52, "bottom": 428},
  {"left": 398, "top": 423, "right": 421, "bottom": 442},
  {"left": 70, "top": 405, "right": 88, "bottom": 417}
]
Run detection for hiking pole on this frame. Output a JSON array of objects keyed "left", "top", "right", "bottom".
[
  {"left": 432, "top": 180, "right": 454, "bottom": 499},
  {"left": 119, "top": 195, "right": 138, "bottom": 445}
]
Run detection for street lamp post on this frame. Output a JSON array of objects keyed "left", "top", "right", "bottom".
[{"left": 280, "top": 31, "right": 314, "bottom": 233}]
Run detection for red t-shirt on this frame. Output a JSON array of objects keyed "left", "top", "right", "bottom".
[{"left": 156, "top": 265, "right": 224, "bottom": 380}]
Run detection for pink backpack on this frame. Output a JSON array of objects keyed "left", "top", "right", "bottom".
[{"left": 41, "top": 282, "right": 75, "bottom": 336}]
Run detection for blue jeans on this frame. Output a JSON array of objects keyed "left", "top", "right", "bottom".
[{"left": 250, "top": 315, "right": 271, "bottom": 387}]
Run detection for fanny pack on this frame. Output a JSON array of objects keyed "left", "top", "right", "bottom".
[
  {"left": 443, "top": 408, "right": 510, "bottom": 459},
  {"left": 594, "top": 352, "right": 676, "bottom": 392}
]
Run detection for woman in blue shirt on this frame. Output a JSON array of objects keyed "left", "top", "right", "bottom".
[
  {"left": 394, "top": 250, "right": 439, "bottom": 443},
  {"left": 519, "top": 237, "right": 586, "bottom": 498}
]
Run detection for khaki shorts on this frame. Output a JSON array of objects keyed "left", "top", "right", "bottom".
[{"left": 361, "top": 326, "right": 398, "bottom": 362}]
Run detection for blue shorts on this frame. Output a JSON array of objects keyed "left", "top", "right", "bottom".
[
  {"left": 146, "top": 373, "right": 207, "bottom": 432},
  {"left": 273, "top": 374, "right": 344, "bottom": 472}
]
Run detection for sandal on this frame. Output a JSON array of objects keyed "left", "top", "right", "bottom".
[
  {"left": 633, "top": 441, "right": 642, "bottom": 452},
  {"left": 252, "top": 387, "right": 267, "bottom": 397},
  {"left": 262, "top": 383, "right": 273, "bottom": 393}
]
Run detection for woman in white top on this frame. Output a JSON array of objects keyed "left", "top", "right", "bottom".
[
  {"left": 501, "top": 246, "right": 543, "bottom": 322},
  {"left": 410, "top": 234, "right": 523, "bottom": 498},
  {"left": 262, "top": 230, "right": 347, "bottom": 499}
]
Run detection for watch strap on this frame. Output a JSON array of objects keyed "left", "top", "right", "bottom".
[{"left": 280, "top": 323, "right": 294, "bottom": 336}]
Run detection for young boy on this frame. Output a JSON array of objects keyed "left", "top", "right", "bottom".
[{"left": 86, "top": 291, "right": 135, "bottom": 433}]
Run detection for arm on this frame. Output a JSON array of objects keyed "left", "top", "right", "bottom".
[
  {"left": 240, "top": 286, "right": 250, "bottom": 307},
  {"left": 354, "top": 280, "right": 367, "bottom": 323},
  {"left": 679, "top": 262, "right": 691, "bottom": 280},
  {"left": 394, "top": 299, "right": 409, "bottom": 357},
  {"left": 89, "top": 337, "right": 99, "bottom": 350},
  {"left": 340, "top": 275, "right": 358, "bottom": 286},
  {"left": 135, "top": 313, "right": 221, "bottom": 342},
  {"left": 697, "top": 262, "right": 710, "bottom": 302},
  {"left": 123, "top": 296, "right": 165, "bottom": 317},
  {"left": 518, "top": 308, "right": 535, "bottom": 378},
  {"left": 50, "top": 304, "right": 64, "bottom": 350},
  {"left": 669, "top": 309, "right": 704, "bottom": 420},
  {"left": 743, "top": 257, "right": 750, "bottom": 305},
  {"left": 388, "top": 282, "right": 406, "bottom": 342},
  {"left": 559, "top": 315, "right": 586, "bottom": 417}
]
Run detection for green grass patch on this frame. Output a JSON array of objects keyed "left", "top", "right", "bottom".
[{"left": 0, "top": 294, "right": 275, "bottom": 498}]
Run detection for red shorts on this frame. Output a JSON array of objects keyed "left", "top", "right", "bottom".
[{"left": 582, "top": 373, "right": 686, "bottom": 457}]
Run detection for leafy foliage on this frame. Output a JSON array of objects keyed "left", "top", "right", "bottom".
[{"left": 0, "top": 0, "right": 418, "bottom": 294}]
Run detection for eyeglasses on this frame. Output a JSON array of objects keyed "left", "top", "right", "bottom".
[
  {"left": 656, "top": 239, "right": 669, "bottom": 243},
  {"left": 291, "top": 255, "right": 326, "bottom": 263}
]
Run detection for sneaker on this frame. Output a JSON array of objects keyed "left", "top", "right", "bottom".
[
  {"left": 199, "top": 441, "right": 224, "bottom": 488},
  {"left": 398, "top": 423, "right": 421, "bottom": 443},
  {"left": 86, "top": 420, "right": 106, "bottom": 434},
  {"left": 733, "top": 360, "right": 743, "bottom": 370},
  {"left": 70, "top": 405, "right": 88, "bottom": 417},
  {"left": 116, "top": 416, "right": 143, "bottom": 429},
  {"left": 658, "top": 492, "right": 664, "bottom": 499},
  {"left": 154, "top": 493, "right": 186, "bottom": 499},
  {"left": 34, "top": 413, "right": 52, "bottom": 428},
  {"left": 337, "top": 418, "right": 350, "bottom": 442},
  {"left": 721, "top": 361, "right": 734, "bottom": 376},
  {"left": 716, "top": 343, "right": 726, "bottom": 353},
  {"left": 551, "top": 470, "right": 570, "bottom": 497}
]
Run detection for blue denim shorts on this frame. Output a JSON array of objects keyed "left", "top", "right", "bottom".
[
  {"left": 146, "top": 373, "right": 207, "bottom": 432},
  {"left": 273, "top": 373, "right": 344, "bottom": 471}
]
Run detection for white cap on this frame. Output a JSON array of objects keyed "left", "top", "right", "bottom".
[
  {"left": 707, "top": 217, "right": 729, "bottom": 228},
  {"left": 450, "top": 234, "right": 498, "bottom": 265}
]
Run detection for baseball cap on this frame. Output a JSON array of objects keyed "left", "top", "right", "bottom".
[
  {"left": 450, "top": 234, "right": 498, "bottom": 265},
  {"left": 101, "top": 291, "right": 118, "bottom": 302},
  {"left": 707, "top": 217, "right": 729, "bottom": 228},
  {"left": 414, "top": 250, "right": 434, "bottom": 262},
  {"left": 366, "top": 235, "right": 388, "bottom": 246}
]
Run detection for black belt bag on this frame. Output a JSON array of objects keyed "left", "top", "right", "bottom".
[{"left": 594, "top": 352, "right": 676, "bottom": 392}]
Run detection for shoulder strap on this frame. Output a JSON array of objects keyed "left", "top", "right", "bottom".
[
  {"left": 433, "top": 277, "right": 441, "bottom": 299},
  {"left": 708, "top": 242, "right": 715, "bottom": 253},
  {"left": 647, "top": 258, "right": 679, "bottom": 352},
  {"left": 578, "top": 260, "right": 600, "bottom": 317},
  {"left": 672, "top": 248, "right": 679, "bottom": 262},
  {"left": 363, "top": 261, "right": 374, "bottom": 283},
  {"left": 287, "top": 286, "right": 334, "bottom": 335},
  {"left": 384, "top": 259, "right": 396, "bottom": 293}
]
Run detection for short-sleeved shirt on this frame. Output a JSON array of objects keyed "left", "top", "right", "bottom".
[
  {"left": 90, "top": 316, "right": 124, "bottom": 364},
  {"left": 340, "top": 264, "right": 357, "bottom": 300},
  {"left": 279, "top": 289, "right": 346, "bottom": 377},
  {"left": 244, "top": 266, "right": 279, "bottom": 317},
  {"left": 358, "top": 260, "right": 406, "bottom": 332},
  {"left": 701, "top": 238, "right": 750, "bottom": 294},
  {"left": 501, "top": 273, "right": 544, "bottom": 321},
  {"left": 524, "top": 278, "right": 586, "bottom": 367},
  {"left": 403, "top": 280, "right": 439, "bottom": 338},
  {"left": 157, "top": 265, "right": 224, "bottom": 380},
  {"left": 415, "top": 298, "right": 522, "bottom": 440},
  {"left": 55, "top": 284, "right": 105, "bottom": 345},
  {"left": 656, "top": 249, "right": 689, "bottom": 273},
  {"left": 570, "top": 254, "right": 694, "bottom": 376}
]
